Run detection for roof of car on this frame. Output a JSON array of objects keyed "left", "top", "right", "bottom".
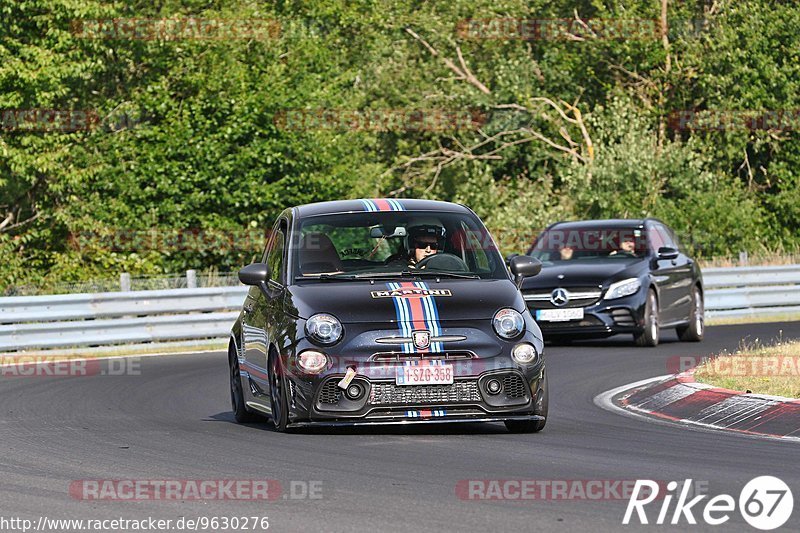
[
  {"left": 548, "top": 218, "right": 650, "bottom": 230},
  {"left": 294, "top": 199, "right": 472, "bottom": 218}
]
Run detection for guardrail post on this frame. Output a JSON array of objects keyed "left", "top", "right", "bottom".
[
  {"left": 120, "top": 272, "right": 131, "bottom": 292},
  {"left": 186, "top": 269, "right": 197, "bottom": 288},
  {"left": 739, "top": 251, "right": 748, "bottom": 266}
]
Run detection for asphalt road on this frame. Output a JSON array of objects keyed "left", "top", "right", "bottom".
[{"left": 1, "top": 322, "right": 799, "bottom": 532}]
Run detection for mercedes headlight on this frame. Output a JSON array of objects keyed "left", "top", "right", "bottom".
[
  {"left": 305, "top": 313, "right": 343, "bottom": 345},
  {"left": 493, "top": 308, "right": 525, "bottom": 339},
  {"left": 604, "top": 278, "right": 642, "bottom": 300}
]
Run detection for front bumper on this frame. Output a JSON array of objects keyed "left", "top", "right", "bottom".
[
  {"left": 528, "top": 291, "right": 647, "bottom": 339},
  {"left": 289, "top": 414, "right": 545, "bottom": 428},
  {"left": 285, "top": 365, "right": 545, "bottom": 426}
]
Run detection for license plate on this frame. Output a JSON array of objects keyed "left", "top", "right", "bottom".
[
  {"left": 396, "top": 364, "right": 454, "bottom": 385},
  {"left": 536, "top": 308, "right": 584, "bottom": 322}
]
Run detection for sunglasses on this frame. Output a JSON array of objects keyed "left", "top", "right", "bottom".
[{"left": 414, "top": 240, "right": 440, "bottom": 250}]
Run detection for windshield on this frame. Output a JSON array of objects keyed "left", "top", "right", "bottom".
[
  {"left": 529, "top": 226, "right": 647, "bottom": 262},
  {"left": 292, "top": 210, "right": 507, "bottom": 280}
]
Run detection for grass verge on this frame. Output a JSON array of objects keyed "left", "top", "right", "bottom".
[{"left": 694, "top": 337, "right": 800, "bottom": 398}]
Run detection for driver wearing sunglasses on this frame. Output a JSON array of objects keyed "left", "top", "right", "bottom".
[{"left": 407, "top": 224, "right": 446, "bottom": 269}]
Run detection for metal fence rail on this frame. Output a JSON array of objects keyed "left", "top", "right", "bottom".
[
  {"left": 1, "top": 265, "right": 798, "bottom": 351},
  {"left": 703, "top": 265, "right": 800, "bottom": 319}
]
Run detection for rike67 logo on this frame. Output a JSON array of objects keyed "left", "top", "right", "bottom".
[{"left": 624, "top": 476, "right": 793, "bottom": 530}]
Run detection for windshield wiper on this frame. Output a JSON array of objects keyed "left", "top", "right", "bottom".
[
  {"left": 410, "top": 271, "right": 480, "bottom": 279},
  {"left": 294, "top": 274, "right": 359, "bottom": 282}
]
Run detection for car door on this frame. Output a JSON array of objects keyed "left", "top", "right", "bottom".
[
  {"left": 663, "top": 224, "right": 695, "bottom": 320},
  {"left": 649, "top": 223, "right": 692, "bottom": 324},
  {"left": 242, "top": 219, "right": 284, "bottom": 399}
]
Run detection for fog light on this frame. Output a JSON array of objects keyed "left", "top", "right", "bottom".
[
  {"left": 511, "top": 343, "right": 538, "bottom": 364},
  {"left": 297, "top": 350, "right": 328, "bottom": 374},
  {"left": 486, "top": 379, "right": 502, "bottom": 395},
  {"left": 345, "top": 383, "right": 364, "bottom": 400}
]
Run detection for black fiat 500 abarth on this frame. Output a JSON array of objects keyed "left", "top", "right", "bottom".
[{"left": 229, "top": 199, "right": 547, "bottom": 433}]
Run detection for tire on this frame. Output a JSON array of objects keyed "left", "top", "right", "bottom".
[
  {"left": 633, "top": 290, "right": 659, "bottom": 347},
  {"left": 677, "top": 287, "right": 704, "bottom": 342},
  {"left": 505, "top": 370, "right": 548, "bottom": 433},
  {"left": 269, "top": 352, "right": 290, "bottom": 432},
  {"left": 230, "top": 347, "right": 260, "bottom": 423}
]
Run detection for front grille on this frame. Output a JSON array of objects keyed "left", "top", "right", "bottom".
[
  {"left": 318, "top": 380, "right": 341, "bottom": 404},
  {"left": 371, "top": 351, "right": 474, "bottom": 362},
  {"left": 524, "top": 286, "right": 602, "bottom": 309},
  {"left": 503, "top": 374, "right": 527, "bottom": 399},
  {"left": 368, "top": 381, "right": 481, "bottom": 405},
  {"left": 610, "top": 308, "right": 636, "bottom": 326}
]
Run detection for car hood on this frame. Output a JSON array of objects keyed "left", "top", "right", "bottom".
[
  {"left": 285, "top": 279, "right": 525, "bottom": 323},
  {"left": 521, "top": 259, "right": 647, "bottom": 289}
]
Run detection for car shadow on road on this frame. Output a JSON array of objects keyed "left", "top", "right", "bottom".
[
  {"left": 205, "top": 412, "right": 512, "bottom": 435},
  {"left": 545, "top": 336, "right": 681, "bottom": 348}
]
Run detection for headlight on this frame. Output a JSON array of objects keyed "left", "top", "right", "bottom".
[
  {"left": 512, "top": 343, "right": 539, "bottom": 364},
  {"left": 297, "top": 350, "right": 328, "bottom": 374},
  {"left": 305, "top": 313, "right": 343, "bottom": 345},
  {"left": 493, "top": 308, "right": 525, "bottom": 339},
  {"left": 604, "top": 278, "right": 642, "bottom": 300}
]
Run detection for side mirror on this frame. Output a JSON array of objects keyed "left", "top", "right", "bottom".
[
  {"left": 657, "top": 247, "right": 679, "bottom": 260},
  {"left": 509, "top": 255, "right": 542, "bottom": 289},
  {"left": 505, "top": 253, "right": 519, "bottom": 266},
  {"left": 238, "top": 262, "right": 270, "bottom": 286}
]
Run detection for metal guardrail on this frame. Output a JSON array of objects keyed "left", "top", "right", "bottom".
[
  {"left": 0, "top": 287, "right": 247, "bottom": 351},
  {"left": 703, "top": 265, "right": 800, "bottom": 319},
  {"left": 1, "top": 265, "right": 798, "bottom": 351}
]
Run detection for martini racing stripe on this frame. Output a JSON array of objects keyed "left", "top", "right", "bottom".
[
  {"left": 406, "top": 409, "right": 447, "bottom": 418},
  {"left": 386, "top": 281, "right": 445, "bottom": 353},
  {"left": 359, "top": 198, "right": 405, "bottom": 212},
  {"left": 387, "top": 282, "right": 414, "bottom": 353},
  {"left": 413, "top": 281, "right": 444, "bottom": 352}
]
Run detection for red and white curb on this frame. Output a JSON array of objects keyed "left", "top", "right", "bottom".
[{"left": 594, "top": 371, "right": 800, "bottom": 442}]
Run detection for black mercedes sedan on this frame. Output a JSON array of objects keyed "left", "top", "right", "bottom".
[
  {"left": 514, "top": 219, "right": 704, "bottom": 347},
  {"left": 229, "top": 199, "right": 548, "bottom": 432}
]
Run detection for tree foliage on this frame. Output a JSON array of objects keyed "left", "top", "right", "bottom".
[{"left": 1, "top": 0, "right": 798, "bottom": 291}]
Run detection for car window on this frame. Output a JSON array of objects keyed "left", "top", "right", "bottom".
[
  {"left": 293, "top": 210, "right": 507, "bottom": 279},
  {"left": 648, "top": 225, "right": 666, "bottom": 253},
  {"left": 460, "top": 220, "right": 491, "bottom": 273},
  {"left": 530, "top": 226, "right": 646, "bottom": 261},
  {"left": 655, "top": 224, "right": 676, "bottom": 249},
  {"left": 301, "top": 224, "right": 401, "bottom": 263},
  {"left": 267, "top": 226, "right": 286, "bottom": 284}
]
